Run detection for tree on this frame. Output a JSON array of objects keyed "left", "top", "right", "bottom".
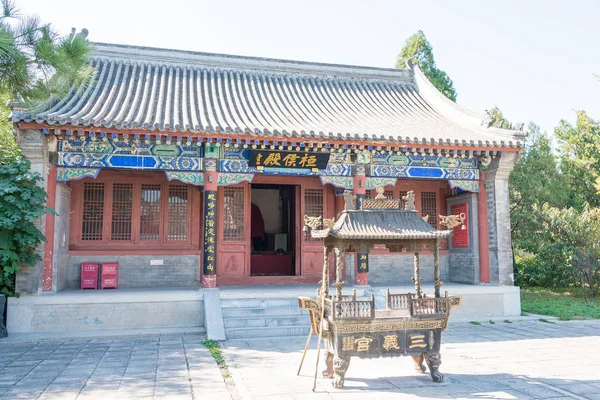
[
  {"left": 0, "top": 0, "right": 93, "bottom": 105},
  {"left": 396, "top": 30, "right": 457, "bottom": 101},
  {"left": 0, "top": 92, "right": 16, "bottom": 153},
  {"left": 510, "top": 122, "right": 575, "bottom": 288},
  {"left": 538, "top": 203, "right": 600, "bottom": 299},
  {"left": 0, "top": 1, "right": 93, "bottom": 296},
  {"left": 555, "top": 111, "right": 600, "bottom": 209}
]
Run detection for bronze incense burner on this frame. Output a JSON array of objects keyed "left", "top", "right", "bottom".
[{"left": 298, "top": 188, "right": 461, "bottom": 389}]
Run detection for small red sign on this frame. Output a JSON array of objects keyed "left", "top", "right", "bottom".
[
  {"left": 101, "top": 263, "right": 118, "bottom": 289},
  {"left": 80, "top": 263, "right": 99, "bottom": 290},
  {"left": 451, "top": 203, "right": 469, "bottom": 248}
]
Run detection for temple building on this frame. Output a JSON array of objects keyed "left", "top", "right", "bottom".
[{"left": 8, "top": 43, "right": 524, "bottom": 336}]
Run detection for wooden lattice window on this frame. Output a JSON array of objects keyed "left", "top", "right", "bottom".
[
  {"left": 111, "top": 183, "right": 133, "bottom": 241},
  {"left": 304, "top": 188, "right": 324, "bottom": 241},
  {"left": 223, "top": 187, "right": 245, "bottom": 242},
  {"left": 82, "top": 182, "right": 104, "bottom": 241},
  {"left": 421, "top": 191, "right": 437, "bottom": 228},
  {"left": 384, "top": 189, "right": 394, "bottom": 199},
  {"left": 139, "top": 184, "right": 161, "bottom": 241},
  {"left": 168, "top": 184, "right": 189, "bottom": 241}
]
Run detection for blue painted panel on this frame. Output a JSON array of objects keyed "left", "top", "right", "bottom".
[{"left": 407, "top": 167, "right": 444, "bottom": 178}]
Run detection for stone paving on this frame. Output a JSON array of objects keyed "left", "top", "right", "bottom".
[
  {"left": 223, "top": 319, "right": 600, "bottom": 400},
  {"left": 0, "top": 334, "right": 231, "bottom": 400}
]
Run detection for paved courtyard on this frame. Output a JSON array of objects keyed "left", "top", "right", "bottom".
[
  {"left": 1, "top": 319, "right": 599, "bottom": 399},
  {"left": 0, "top": 334, "right": 230, "bottom": 400},
  {"left": 223, "top": 319, "right": 600, "bottom": 400}
]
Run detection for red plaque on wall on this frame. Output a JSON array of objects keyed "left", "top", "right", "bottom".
[{"left": 450, "top": 204, "right": 469, "bottom": 248}]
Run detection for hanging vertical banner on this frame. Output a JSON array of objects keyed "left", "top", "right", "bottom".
[
  {"left": 357, "top": 253, "right": 369, "bottom": 273},
  {"left": 450, "top": 203, "right": 469, "bottom": 248},
  {"left": 203, "top": 190, "right": 217, "bottom": 275}
]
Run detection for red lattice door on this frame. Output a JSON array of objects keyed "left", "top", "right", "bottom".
[
  {"left": 299, "top": 185, "right": 332, "bottom": 277},
  {"left": 217, "top": 184, "right": 250, "bottom": 278}
]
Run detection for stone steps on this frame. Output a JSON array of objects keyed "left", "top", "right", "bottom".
[
  {"left": 222, "top": 306, "right": 306, "bottom": 318},
  {"left": 222, "top": 297, "right": 311, "bottom": 339}
]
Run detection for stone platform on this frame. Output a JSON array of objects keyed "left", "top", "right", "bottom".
[
  {"left": 5, "top": 283, "right": 519, "bottom": 338},
  {"left": 6, "top": 287, "right": 205, "bottom": 335}
]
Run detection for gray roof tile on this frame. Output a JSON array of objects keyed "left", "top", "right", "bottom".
[
  {"left": 12, "top": 43, "right": 526, "bottom": 148},
  {"left": 312, "top": 210, "right": 454, "bottom": 240}
]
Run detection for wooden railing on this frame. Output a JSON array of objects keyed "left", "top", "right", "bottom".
[
  {"left": 386, "top": 289, "right": 412, "bottom": 309},
  {"left": 410, "top": 297, "right": 448, "bottom": 316},
  {"left": 325, "top": 295, "right": 375, "bottom": 320},
  {"left": 341, "top": 289, "right": 357, "bottom": 302}
]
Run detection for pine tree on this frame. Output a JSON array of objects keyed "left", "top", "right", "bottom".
[{"left": 0, "top": 0, "right": 93, "bottom": 105}]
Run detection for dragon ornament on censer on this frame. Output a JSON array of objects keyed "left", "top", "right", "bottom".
[{"left": 297, "top": 187, "right": 462, "bottom": 390}]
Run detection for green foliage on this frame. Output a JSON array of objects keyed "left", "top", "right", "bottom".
[
  {"left": 0, "top": 151, "right": 51, "bottom": 296},
  {"left": 0, "top": 0, "right": 94, "bottom": 105},
  {"left": 201, "top": 339, "right": 230, "bottom": 377},
  {"left": 555, "top": 111, "right": 600, "bottom": 208},
  {"left": 521, "top": 287, "right": 600, "bottom": 320},
  {"left": 488, "top": 106, "right": 512, "bottom": 129},
  {"left": 538, "top": 203, "right": 600, "bottom": 299},
  {"left": 514, "top": 252, "right": 574, "bottom": 289},
  {"left": 0, "top": 91, "right": 16, "bottom": 153},
  {"left": 396, "top": 30, "right": 457, "bottom": 101},
  {"left": 510, "top": 121, "right": 576, "bottom": 288}
]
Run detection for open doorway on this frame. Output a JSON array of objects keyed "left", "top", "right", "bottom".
[{"left": 250, "top": 184, "right": 296, "bottom": 276}]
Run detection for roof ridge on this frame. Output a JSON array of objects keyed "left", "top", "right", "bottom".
[{"left": 92, "top": 42, "right": 415, "bottom": 83}]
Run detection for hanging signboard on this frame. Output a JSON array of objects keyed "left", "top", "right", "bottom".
[
  {"left": 248, "top": 150, "right": 330, "bottom": 169},
  {"left": 450, "top": 203, "right": 469, "bottom": 248}
]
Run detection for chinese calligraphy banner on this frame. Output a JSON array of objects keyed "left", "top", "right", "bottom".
[
  {"left": 248, "top": 150, "right": 330, "bottom": 169},
  {"left": 203, "top": 190, "right": 217, "bottom": 275},
  {"left": 357, "top": 253, "right": 369, "bottom": 273}
]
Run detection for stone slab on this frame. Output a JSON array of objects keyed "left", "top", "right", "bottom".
[{"left": 204, "top": 288, "right": 226, "bottom": 341}]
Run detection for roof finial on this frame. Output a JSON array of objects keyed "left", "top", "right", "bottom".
[{"left": 402, "top": 191, "right": 416, "bottom": 211}]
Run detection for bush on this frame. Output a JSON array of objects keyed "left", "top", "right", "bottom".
[
  {"left": 0, "top": 150, "right": 52, "bottom": 296},
  {"left": 514, "top": 253, "right": 576, "bottom": 289}
]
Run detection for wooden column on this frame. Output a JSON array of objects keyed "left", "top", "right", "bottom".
[
  {"left": 42, "top": 164, "right": 57, "bottom": 292},
  {"left": 478, "top": 171, "right": 491, "bottom": 283},
  {"left": 433, "top": 241, "right": 441, "bottom": 298},
  {"left": 353, "top": 164, "right": 368, "bottom": 285},
  {"left": 202, "top": 159, "right": 218, "bottom": 288}
]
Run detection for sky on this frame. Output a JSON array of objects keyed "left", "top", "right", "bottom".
[{"left": 19, "top": 0, "right": 600, "bottom": 139}]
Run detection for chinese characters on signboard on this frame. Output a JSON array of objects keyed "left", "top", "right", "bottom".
[
  {"left": 450, "top": 203, "right": 469, "bottom": 248},
  {"left": 357, "top": 253, "right": 369, "bottom": 273},
  {"left": 338, "top": 331, "right": 435, "bottom": 355},
  {"left": 248, "top": 150, "right": 330, "bottom": 169},
  {"left": 203, "top": 190, "right": 217, "bottom": 275}
]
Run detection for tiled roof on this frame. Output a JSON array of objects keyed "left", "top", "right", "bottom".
[
  {"left": 311, "top": 210, "right": 454, "bottom": 240},
  {"left": 12, "top": 43, "right": 526, "bottom": 148}
]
